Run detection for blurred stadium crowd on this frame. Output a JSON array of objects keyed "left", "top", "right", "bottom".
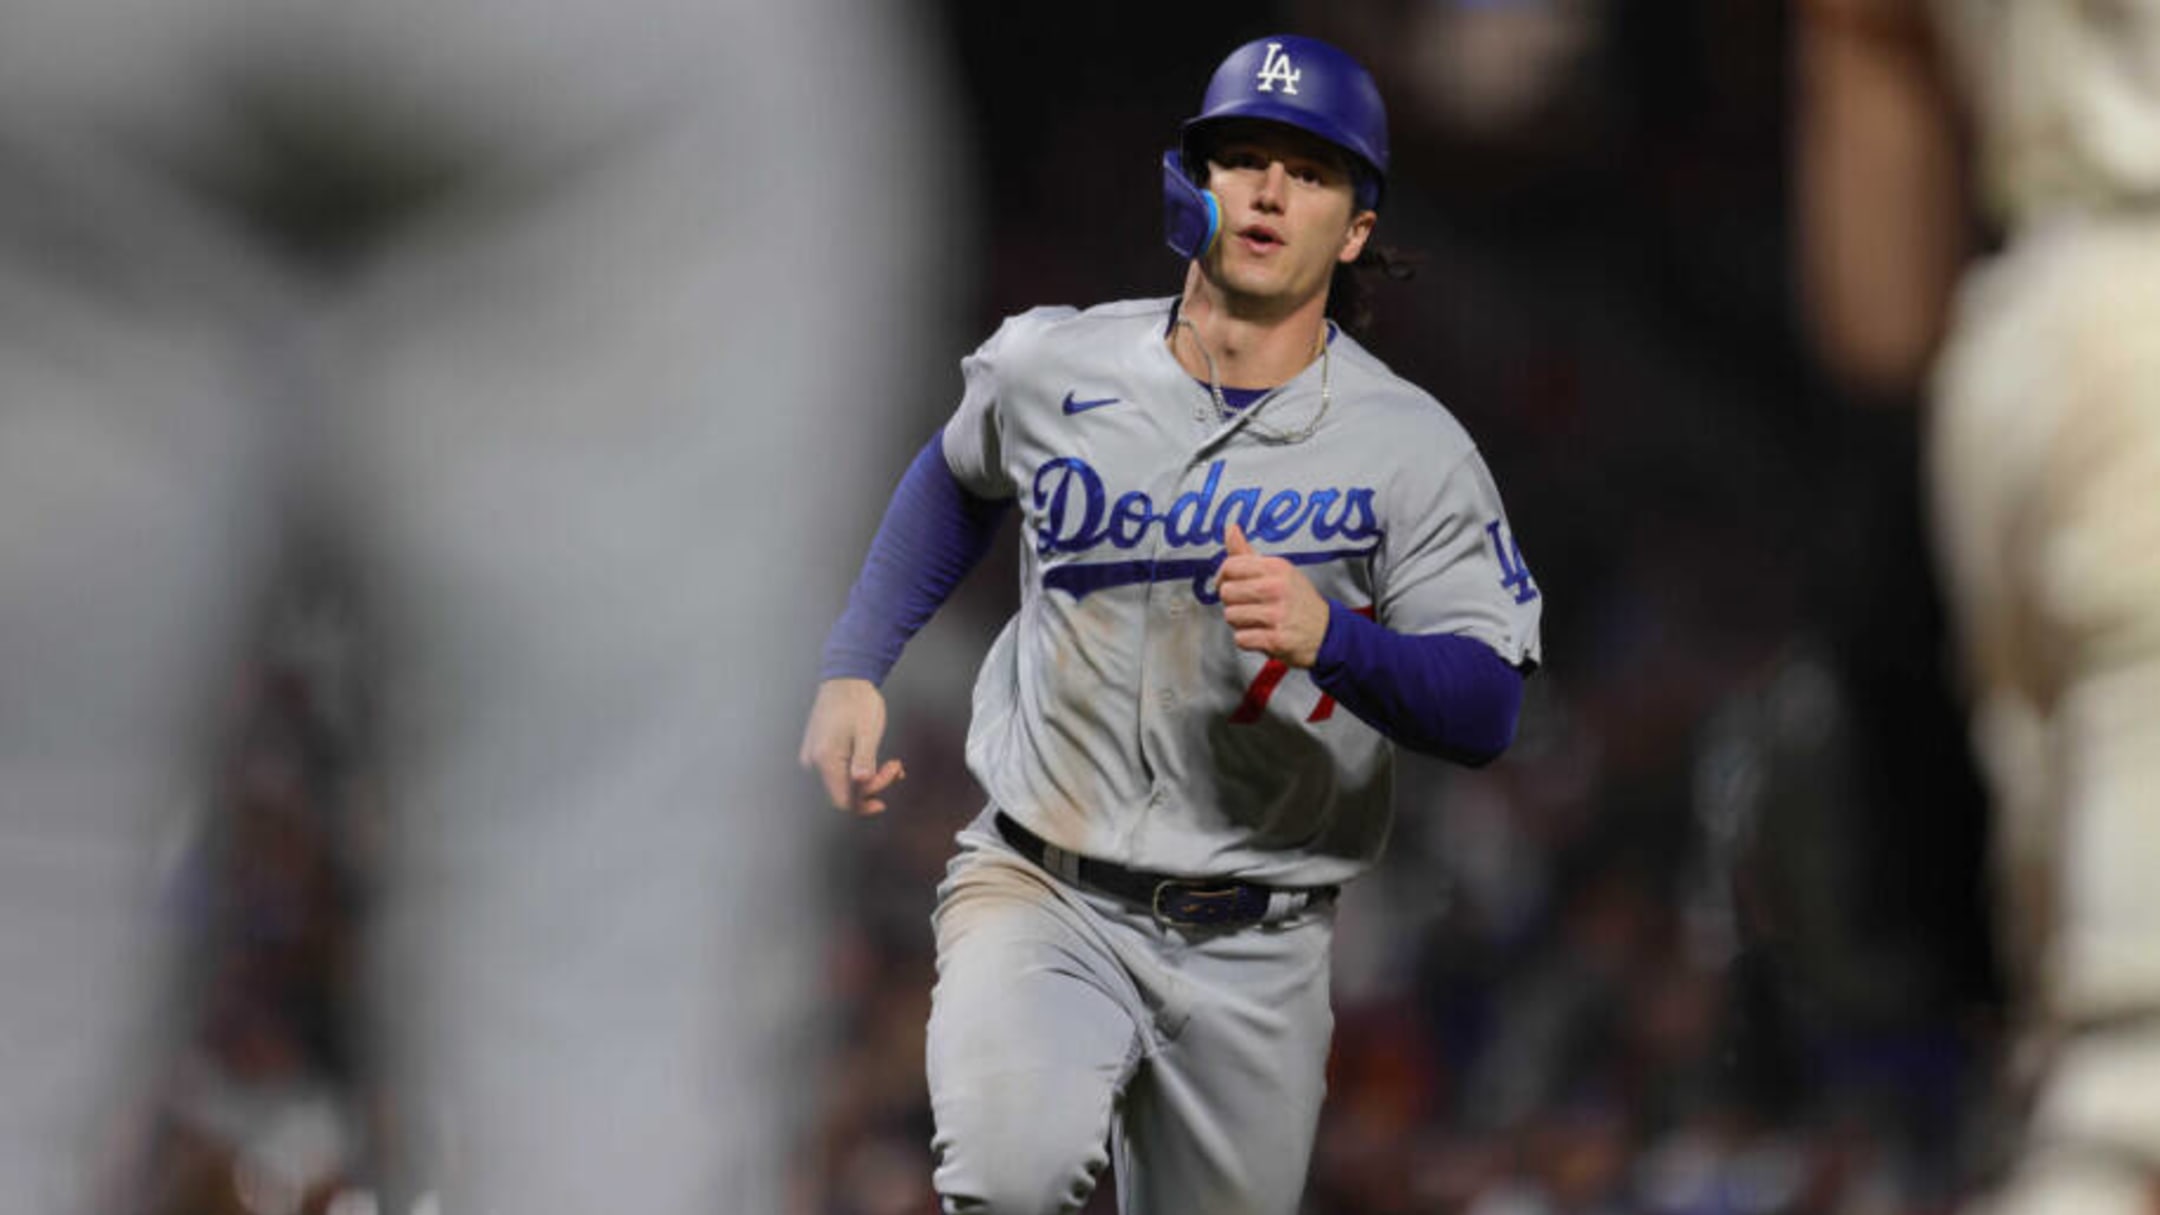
[{"left": 117, "top": 2, "right": 2012, "bottom": 1213}]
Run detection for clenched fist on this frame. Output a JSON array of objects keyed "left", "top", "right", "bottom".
[{"left": 1216, "top": 522, "right": 1333, "bottom": 668}]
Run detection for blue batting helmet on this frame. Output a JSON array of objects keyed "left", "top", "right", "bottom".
[
  {"left": 1182, "top": 35, "right": 1389, "bottom": 208},
  {"left": 1163, "top": 35, "right": 1389, "bottom": 259}
]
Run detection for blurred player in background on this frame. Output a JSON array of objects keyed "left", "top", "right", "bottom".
[
  {"left": 1799, "top": 1, "right": 2160, "bottom": 1210},
  {"left": 0, "top": 1, "right": 959, "bottom": 1211}
]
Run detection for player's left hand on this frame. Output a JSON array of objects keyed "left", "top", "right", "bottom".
[{"left": 1218, "top": 522, "right": 1332, "bottom": 668}]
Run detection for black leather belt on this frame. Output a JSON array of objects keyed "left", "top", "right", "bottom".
[{"left": 994, "top": 812, "right": 1338, "bottom": 930}]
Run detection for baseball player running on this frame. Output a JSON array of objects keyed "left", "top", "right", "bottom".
[{"left": 801, "top": 35, "right": 1543, "bottom": 1214}]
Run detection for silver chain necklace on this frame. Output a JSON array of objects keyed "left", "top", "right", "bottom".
[{"left": 1174, "top": 315, "right": 1333, "bottom": 444}]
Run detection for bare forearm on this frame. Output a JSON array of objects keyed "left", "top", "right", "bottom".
[{"left": 1793, "top": 0, "right": 1968, "bottom": 398}]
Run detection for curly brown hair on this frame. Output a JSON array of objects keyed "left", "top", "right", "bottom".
[{"left": 1326, "top": 243, "right": 1420, "bottom": 337}]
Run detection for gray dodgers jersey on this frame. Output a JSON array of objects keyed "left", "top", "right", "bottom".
[{"left": 942, "top": 297, "right": 1544, "bottom": 888}]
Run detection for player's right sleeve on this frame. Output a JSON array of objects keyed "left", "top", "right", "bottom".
[{"left": 939, "top": 307, "right": 1074, "bottom": 496}]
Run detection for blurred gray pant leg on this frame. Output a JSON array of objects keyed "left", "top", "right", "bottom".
[
  {"left": 323, "top": 4, "right": 961, "bottom": 1212},
  {"left": 0, "top": 0, "right": 962, "bottom": 1211},
  {"left": 0, "top": 134, "right": 287, "bottom": 1212}
]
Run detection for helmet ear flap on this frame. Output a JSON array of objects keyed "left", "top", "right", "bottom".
[{"left": 1162, "top": 150, "right": 1220, "bottom": 261}]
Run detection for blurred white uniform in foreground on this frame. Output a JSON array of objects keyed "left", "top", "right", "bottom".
[
  {"left": 1929, "top": 1, "right": 2160, "bottom": 1210},
  {"left": 0, "top": 2, "right": 956, "bottom": 1211}
]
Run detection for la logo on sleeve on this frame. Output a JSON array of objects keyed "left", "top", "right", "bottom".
[{"left": 1486, "top": 520, "right": 1539, "bottom": 605}]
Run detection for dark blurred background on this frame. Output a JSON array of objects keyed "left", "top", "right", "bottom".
[{"left": 143, "top": 2, "right": 2007, "bottom": 1212}]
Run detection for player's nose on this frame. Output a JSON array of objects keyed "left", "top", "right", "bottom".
[{"left": 1253, "top": 161, "right": 1288, "bottom": 210}]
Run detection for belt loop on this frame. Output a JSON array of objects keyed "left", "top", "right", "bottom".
[
  {"left": 1263, "top": 887, "right": 1335, "bottom": 923},
  {"left": 1042, "top": 840, "right": 1084, "bottom": 887}
]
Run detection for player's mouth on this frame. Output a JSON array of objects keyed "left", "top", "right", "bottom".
[{"left": 1235, "top": 223, "right": 1284, "bottom": 254}]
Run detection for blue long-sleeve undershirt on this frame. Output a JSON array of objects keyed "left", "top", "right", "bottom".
[
  {"left": 819, "top": 438, "right": 1011, "bottom": 684},
  {"left": 1310, "top": 602, "right": 1523, "bottom": 766},
  {"left": 819, "top": 435, "right": 1524, "bottom": 765}
]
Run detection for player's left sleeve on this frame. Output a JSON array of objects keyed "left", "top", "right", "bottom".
[{"left": 1373, "top": 443, "right": 1544, "bottom": 671}]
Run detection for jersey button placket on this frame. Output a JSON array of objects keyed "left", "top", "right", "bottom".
[{"left": 1135, "top": 453, "right": 1192, "bottom": 824}]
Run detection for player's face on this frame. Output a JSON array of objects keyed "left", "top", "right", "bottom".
[{"left": 1200, "top": 123, "right": 1375, "bottom": 314}]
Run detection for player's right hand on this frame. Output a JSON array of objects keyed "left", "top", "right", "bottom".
[{"left": 799, "top": 678, "right": 907, "bottom": 815}]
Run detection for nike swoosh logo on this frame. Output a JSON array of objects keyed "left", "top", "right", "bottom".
[{"left": 1062, "top": 391, "right": 1121, "bottom": 415}]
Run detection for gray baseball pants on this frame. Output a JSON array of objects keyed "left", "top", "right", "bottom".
[{"left": 926, "top": 810, "right": 1338, "bottom": 1215}]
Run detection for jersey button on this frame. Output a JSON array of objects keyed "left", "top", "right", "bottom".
[{"left": 1158, "top": 688, "right": 1175, "bottom": 706}]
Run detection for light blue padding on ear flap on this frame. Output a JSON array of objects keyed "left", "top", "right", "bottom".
[{"left": 1161, "top": 150, "right": 1220, "bottom": 261}]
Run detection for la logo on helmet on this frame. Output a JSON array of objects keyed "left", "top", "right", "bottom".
[{"left": 1255, "top": 42, "right": 1301, "bottom": 94}]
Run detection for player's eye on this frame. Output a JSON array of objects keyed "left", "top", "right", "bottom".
[{"left": 1214, "top": 148, "right": 1267, "bottom": 172}]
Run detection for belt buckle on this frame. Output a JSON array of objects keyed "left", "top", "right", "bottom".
[{"left": 1151, "top": 879, "right": 1266, "bottom": 929}]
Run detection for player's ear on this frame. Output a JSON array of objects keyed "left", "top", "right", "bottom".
[{"left": 1338, "top": 209, "right": 1376, "bottom": 265}]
